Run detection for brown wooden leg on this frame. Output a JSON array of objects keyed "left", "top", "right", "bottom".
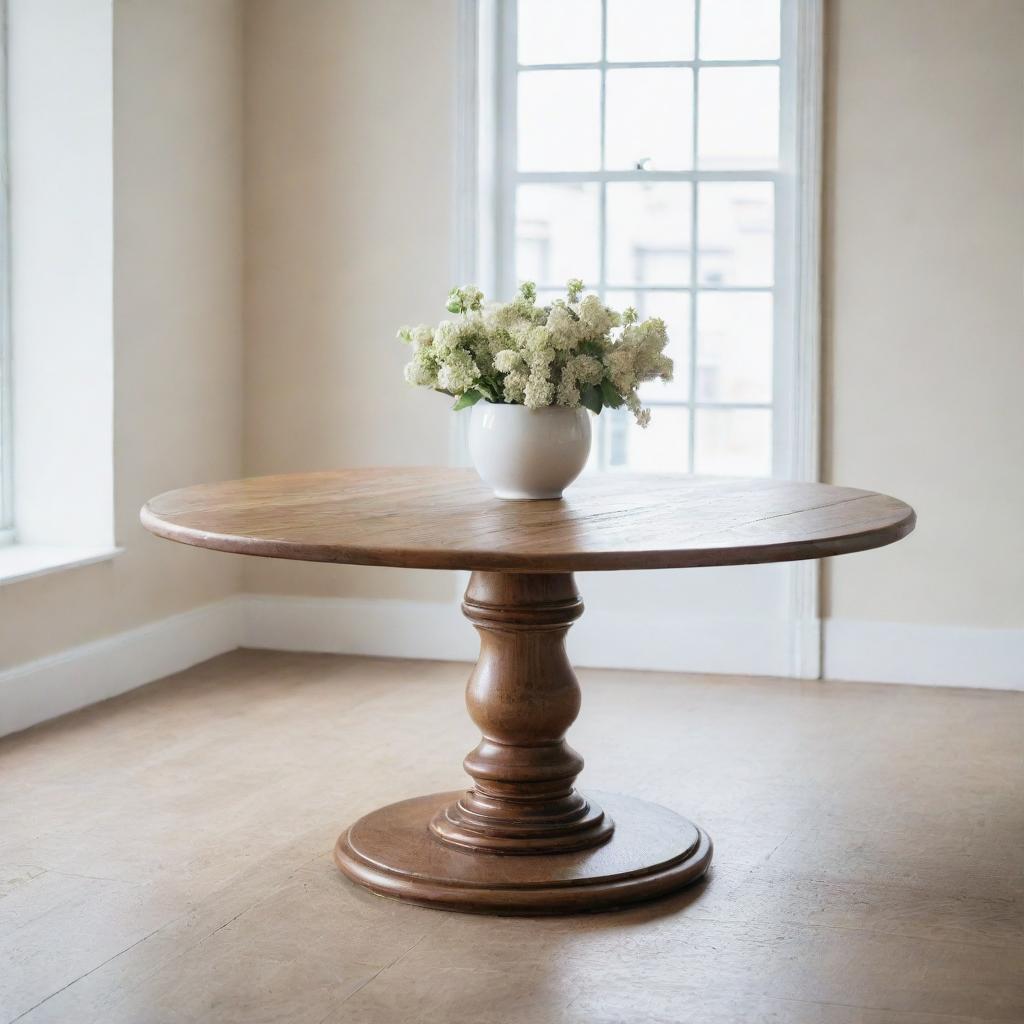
[
  {"left": 334, "top": 571, "right": 713, "bottom": 915},
  {"left": 430, "top": 572, "right": 613, "bottom": 854}
]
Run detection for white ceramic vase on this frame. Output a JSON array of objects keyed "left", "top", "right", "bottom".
[{"left": 468, "top": 402, "right": 591, "bottom": 500}]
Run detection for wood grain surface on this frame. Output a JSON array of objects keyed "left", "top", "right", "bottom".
[{"left": 141, "top": 467, "right": 915, "bottom": 572}]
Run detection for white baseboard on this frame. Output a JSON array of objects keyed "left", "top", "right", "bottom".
[
  {"left": 4, "top": 597, "right": 1019, "bottom": 739},
  {"left": 242, "top": 594, "right": 477, "bottom": 662},
  {"left": 824, "top": 619, "right": 1024, "bottom": 691},
  {"left": 0, "top": 598, "right": 242, "bottom": 737},
  {"left": 241, "top": 594, "right": 796, "bottom": 677},
  {"left": 573, "top": 607, "right": 793, "bottom": 676},
  {"left": 243, "top": 596, "right": 1024, "bottom": 691}
]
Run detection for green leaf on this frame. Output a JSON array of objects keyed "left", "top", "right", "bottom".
[
  {"left": 579, "top": 384, "right": 603, "bottom": 415},
  {"left": 452, "top": 389, "right": 483, "bottom": 411},
  {"left": 476, "top": 376, "right": 502, "bottom": 403},
  {"left": 600, "top": 381, "right": 625, "bottom": 409}
]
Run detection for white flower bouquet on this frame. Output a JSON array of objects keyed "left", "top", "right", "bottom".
[{"left": 398, "top": 279, "right": 673, "bottom": 427}]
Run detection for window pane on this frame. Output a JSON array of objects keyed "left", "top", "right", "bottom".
[
  {"left": 516, "top": 184, "right": 600, "bottom": 287},
  {"left": 518, "top": 0, "right": 602, "bottom": 65},
  {"left": 699, "top": 0, "right": 780, "bottom": 59},
  {"left": 518, "top": 70, "right": 601, "bottom": 171},
  {"left": 535, "top": 288, "right": 569, "bottom": 307},
  {"left": 606, "top": 182, "right": 692, "bottom": 286},
  {"left": 697, "top": 67, "right": 779, "bottom": 169},
  {"left": 696, "top": 292, "right": 772, "bottom": 403},
  {"left": 605, "top": 69, "right": 692, "bottom": 171},
  {"left": 697, "top": 182, "right": 774, "bottom": 286},
  {"left": 606, "top": 407, "right": 689, "bottom": 472},
  {"left": 606, "top": 289, "right": 690, "bottom": 402},
  {"left": 695, "top": 407, "right": 772, "bottom": 475},
  {"left": 606, "top": 0, "right": 695, "bottom": 61}
]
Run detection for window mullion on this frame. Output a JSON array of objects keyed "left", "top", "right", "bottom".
[
  {"left": 686, "top": 0, "right": 702, "bottom": 475},
  {"left": 516, "top": 170, "right": 782, "bottom": 183},
  {"left": 517, "top": 59, "right": 781, "bottom": 72},
  {"left": 597, "top": 0, "right": 609, "bottom": 470},
  {"left": 499, "top": 0, "right": 518, "bottom": 299},
  {"left": 598, "top": 0, "right": 608, "bottom": 308},
  {"left": 525, "top": 282, "right": 773, "bottom": 294}
]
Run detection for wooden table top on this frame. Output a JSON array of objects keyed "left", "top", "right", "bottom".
[{"left": 140, "top": 467, "right": 915, "bottom": 573}]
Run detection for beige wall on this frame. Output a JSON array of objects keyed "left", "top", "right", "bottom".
[
  {"left": 823, "top": 0, "right": 1024, "bottom": 628},
  {"left": 242, "top": 0, "right": 457, "bottom": 602},
  {"left": 0, "top": 0, "right": 244, "bottom": 669}
]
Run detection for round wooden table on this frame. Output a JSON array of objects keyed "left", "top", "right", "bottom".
[{"left": 142, "top": 467, "right": 915, "bottom": 915}]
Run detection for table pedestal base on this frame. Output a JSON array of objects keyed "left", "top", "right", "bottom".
[
  {"left": 334, "top": 571, "right": 713, "bottom": 915},
  {"left": 335, "top": 790, "right": 712, "bottom": 915}
]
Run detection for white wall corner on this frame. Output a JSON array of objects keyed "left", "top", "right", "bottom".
[{"left": 0, "top": 598, "right": 242, "bottom": 737}]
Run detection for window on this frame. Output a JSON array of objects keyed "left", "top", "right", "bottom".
[
  {"left": 477, "top": 0, "right": 813, "bottom": 478},
  {"left": 0, "top": 0, "right": 116, "bottom": 581}
]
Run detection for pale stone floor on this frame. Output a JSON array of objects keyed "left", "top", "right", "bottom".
[{"left": 1, "top": 650, "right": 1022, "bottom": 1023}]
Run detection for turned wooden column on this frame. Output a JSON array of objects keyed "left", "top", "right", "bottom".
[{"left": 429, "top": 571, "right": 614, "bottom": 854}]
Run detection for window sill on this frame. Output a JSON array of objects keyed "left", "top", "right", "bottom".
[{"left": 0, "top": 544, "right": 123, "bottom": 585}]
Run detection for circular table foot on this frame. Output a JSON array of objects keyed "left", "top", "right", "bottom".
[{"left": 334, "top": 790, "right": 713, "bottom": 916}]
